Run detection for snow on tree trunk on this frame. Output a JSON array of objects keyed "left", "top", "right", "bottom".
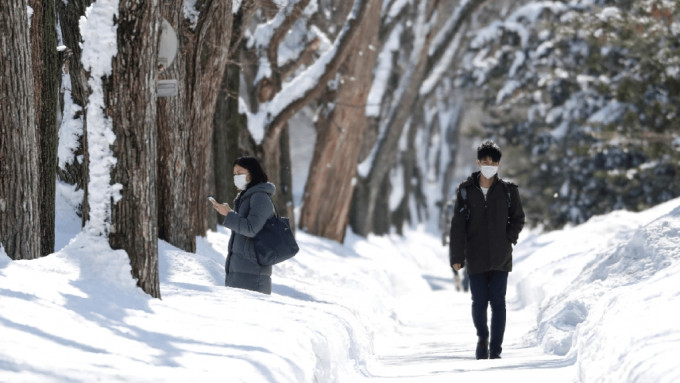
[
  {"left": 107, "top": 0, "right": 161, "bottom": 298},
  {"left": 298, "top": 0, "right": 382, "bottom": 243},
  {"left": 0, "top": 0, "right": 42, "bottom": 259},
  {"left": 55, "top": 0, "right": 92, "bottom": 219}
]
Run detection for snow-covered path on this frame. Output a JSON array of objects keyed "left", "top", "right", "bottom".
[
  {"left": 3, "top": 197, "right": 680, "bottom": 382},
  {"left": 360, "top": 282, "right": 576, "bottom": 382}
]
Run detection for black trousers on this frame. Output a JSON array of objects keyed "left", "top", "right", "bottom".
[{"left": 469, "top": 270, "right": 508, "bottom": 355}]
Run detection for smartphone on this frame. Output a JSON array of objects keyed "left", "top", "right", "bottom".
[{"left": 207, "top": 196, "right": 217, "bottom": 203}]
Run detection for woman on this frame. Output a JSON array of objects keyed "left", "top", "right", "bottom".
[{"left": 210, "top": 156, "right": 276, "bottom": 294}]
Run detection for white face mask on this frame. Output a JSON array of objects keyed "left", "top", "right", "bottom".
[
  {"left": 480, "top": 165, "right": 498, "bottom": 179},
  {"left": 234, "top": 174, "right": 249, "bottom": 190}
]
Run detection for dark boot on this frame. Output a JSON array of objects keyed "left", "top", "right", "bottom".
[
  {"left": 489, "top": 351, "right": 502, "bottom": 359},
  {"left": 475, "top": 337, "right": 489, "bottom": 360}
]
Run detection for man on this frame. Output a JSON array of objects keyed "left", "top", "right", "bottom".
[{"left": 449, "top": 140, "right": 525, "bottom": 360}]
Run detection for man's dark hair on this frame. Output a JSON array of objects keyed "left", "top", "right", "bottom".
[
  {"left": 233, "top": 156, "right": 269, "bottom": 188},
  {"left": 477, "top": 140, "right": 502, "bottom": 162}
]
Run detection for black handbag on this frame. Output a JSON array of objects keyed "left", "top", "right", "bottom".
[{"left": 252, "top": 197, "right": 299, "bottom": 266}]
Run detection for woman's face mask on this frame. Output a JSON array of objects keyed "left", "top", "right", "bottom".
[{"left": 234, "top": 174, "right": 249, "bottom": 190}]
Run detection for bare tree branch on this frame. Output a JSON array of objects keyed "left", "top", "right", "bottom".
[
  {"left": 263, "top": 0, "right": 374, "bottom": 142},
  {"left": 267, "top": 0, "right": 312, "bottom": 68}
]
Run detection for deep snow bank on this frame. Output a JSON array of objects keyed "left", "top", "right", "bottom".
[
  {"left": 0, "top": 218, "right": 447, "bottom": 382},
  {"left": 512, "top": 198, "right": 680, "bottom": 383}
]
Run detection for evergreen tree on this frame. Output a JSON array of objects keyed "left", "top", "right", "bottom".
[{"left": 457, "top": 0, "right": 680, "bottom": 229}]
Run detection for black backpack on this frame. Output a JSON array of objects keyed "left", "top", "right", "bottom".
[{"left": 459, "top": 180, "right": 512, "bottom": 221}]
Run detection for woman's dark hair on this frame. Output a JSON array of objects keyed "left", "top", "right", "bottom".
[
  {"left": 233, "top": 156, "right": 268, "bottom": 189},
  {"left": 477, "top": 140, "right": 502, "bottom": 162}
]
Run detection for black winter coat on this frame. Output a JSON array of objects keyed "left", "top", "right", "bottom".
[{"left": 449, "top": 172, "right": 525, "bottom": 275}]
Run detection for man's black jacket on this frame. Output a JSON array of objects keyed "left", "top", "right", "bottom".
[{"left": 449, "top": 172, "right": 526, "bottom": 275}]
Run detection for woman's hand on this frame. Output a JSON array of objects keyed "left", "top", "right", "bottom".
[{"left": 210, "top": 199, "right": 231, "bottom": 216}]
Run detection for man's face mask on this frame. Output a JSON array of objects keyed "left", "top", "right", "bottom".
[{"left": 480, "top": 165, "right": 498, "bottom": 179}]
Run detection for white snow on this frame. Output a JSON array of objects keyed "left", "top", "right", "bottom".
[
  {"left": 57, "top": 72, "right": 83, "bottom": 169},
  {"left": 233, "top": 0, "right": 242, "bottom": 14},
  {"left": 420, "top": 28, "right": 462, "bottom": 96},
  {"left": 3, "top": 183, "right": 680, "bottom": 382},
  {"left": 27, "top": 6, "right": 34, "bottom": 28},
  {"left": 587, "top": 99, "right": 628, "bottom": 125},
  {"left": 384, "top": 0, "right": 411, "bottom": 22},
  {"left": 429, "top": 0, "right": 470, "bottom": 57},
  {"left": 245, "top": 0, "right": 363, "bottom": 144},
  {"left": 360, "top": 0, "right": 431, "bottom": 176},
  {"left": 597, "top": 6, "right": 621, "bottom": 22},
  {"left": 183, "top": 0, "right": 200, "bottom": 30},
  {"left": 79, "top": 0, "right": 122, "bottom": 236},
  {"left": 366, "top": 24, "right": 403, "bottom": 117}
]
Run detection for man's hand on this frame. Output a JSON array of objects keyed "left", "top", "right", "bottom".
[{"left": 452, "top": 263, "right": 462, "bottom": 271}]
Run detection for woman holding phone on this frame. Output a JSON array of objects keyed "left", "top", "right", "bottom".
[{"left": 210, "top": 156, "right": 275, "bottom": 294}]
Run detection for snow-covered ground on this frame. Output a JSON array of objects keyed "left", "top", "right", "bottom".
[{"left": 1, "top": 186, "right": 679, "bottom": 382}]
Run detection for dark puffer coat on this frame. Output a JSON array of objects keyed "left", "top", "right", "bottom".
[
  {"left": 222, "top": 182, "right": 276, "bottom": 294},
  {"left": 449, "top": 172, "right": 525, "bottom": 275}
]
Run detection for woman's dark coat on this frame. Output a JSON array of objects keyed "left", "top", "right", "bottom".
[
  {"left": 449, "top": 172, "right": 525, "bottom": 275},
  {"left": 222, "top": 182, "right": 276, "bottom": 294}
]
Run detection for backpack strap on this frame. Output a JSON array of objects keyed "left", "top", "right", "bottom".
[
  {"left": 500, "top": 180, "right": 512, "bottom": 209},
  {"left": 459, "top": 186, "right": 471, "bottom": 221}
]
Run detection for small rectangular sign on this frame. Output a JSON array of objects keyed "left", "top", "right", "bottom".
[{"left": 158, "top": 79, "right": 178, "bottom": 97}]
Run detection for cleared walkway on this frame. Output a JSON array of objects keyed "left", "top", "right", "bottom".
[{"left": 359, "top": 276, "right": 577, "bottom": 382}]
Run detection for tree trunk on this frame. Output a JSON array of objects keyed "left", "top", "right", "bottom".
[
  {"left": 56, "top": 0, "right": 93, "bottom": 223},
  {"left": 0, "top": 0, "right": 41, "bottom": 259},
  {"left": 260, "top": 127, "right": 294, "bottom": 222},
  {"left": 108, "top": 0, "right": 161, "bottom": 298},
  {"left": 277, "top": 127, "right": 295, "bottom": 222},
  {"left": 185, "top": 0, "right": 233, "bottom": 240},
  {"left": 298, "top": 0, "right": 383, "bottom": 242},
  {"left": 156, "top": 2, "right": 194, "bottom": 251},
  {"left": 351, "top": 0, "right": 487, "bottom": 236},
  {"left": 30, "top": 0, "right": 60, "bottom": 256},
  {"left": 213, "top": 62, "right": 255, "bottom": 218},
  {"left": 156, "top": 0, "right": 233, "bottom": 251},
  {"left": 212, "top": 63, "right": 242, "bottom": 224}
]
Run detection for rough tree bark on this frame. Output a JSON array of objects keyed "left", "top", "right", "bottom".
[
  {"left": 0, "top": 0, "right": 41, "bottom": 259},
  {"left": 29, "top": 0, "right": 60, "bottom": 256},
  {"left": 298, "top": 0, "right": 383, "bottom": 242},
  {"left": 108, "top": 0, "right": 161, "bottom": 298},
  {"left": 156, "top": 0, "right": 233, "bottom": 252},
  {"left": 212, "top": 4, "right": 258, "bottom": 215},
  {"left": 156, "top": 1, "right": 194, "bottom": 251},
  {"left": 213, "top": 61, "right": 256, "bottom": 219}
]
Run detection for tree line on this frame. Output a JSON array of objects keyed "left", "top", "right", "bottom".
[
  {"left": 4, "top": 0, "right": 676, "bottom": 298},
  {"left": 1, "top": 0, "right": 486, "bottom": 298},
  {"left": 455, "top": 0, "right": 680, "bottom": 229}
]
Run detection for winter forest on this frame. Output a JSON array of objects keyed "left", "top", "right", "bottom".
[
  {"left": 2, "top": 0, "right": 680, "bottom": 381},
  {"left": 3, "top": 0, "right": 677, "bottom": 296}
]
